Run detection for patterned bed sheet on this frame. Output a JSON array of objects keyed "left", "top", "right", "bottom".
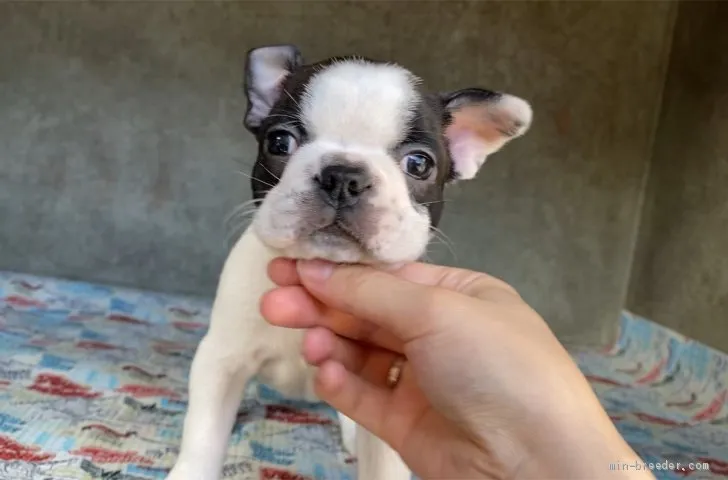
[{"left": 0, "top": 271, "right": 726, "bottom": 480}]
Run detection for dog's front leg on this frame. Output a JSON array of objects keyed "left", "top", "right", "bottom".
[
  {"left": 168, "top": 228, "right": 274, "bottom": 480},
  {"left": 167, "top": 334, "right": 255, "bottom": 480}
]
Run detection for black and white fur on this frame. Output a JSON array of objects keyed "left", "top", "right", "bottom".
[{"left": 166, "top": 45, "right": 532, "bottom": 480}]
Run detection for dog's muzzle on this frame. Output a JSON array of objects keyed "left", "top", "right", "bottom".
[{"left": 315, "top": 163, "right": 373, "bottom": 210}]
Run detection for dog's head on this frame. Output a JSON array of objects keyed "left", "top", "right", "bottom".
[{"left": 244, "top": 45, "right": 532, "bottom": 265}]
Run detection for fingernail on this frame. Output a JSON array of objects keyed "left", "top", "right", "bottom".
[{"left": 297, "top": 259, "right": 333, "bottom": 281}]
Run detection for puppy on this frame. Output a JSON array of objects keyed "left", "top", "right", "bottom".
[{"left": 167, "top": 44, "right": 532, "bottom": 480}]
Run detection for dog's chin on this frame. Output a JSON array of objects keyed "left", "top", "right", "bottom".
[
  {"left": 253, "top": 221, "right": 419, "bottom": 266},
  {"left": 267, "top": 225, "right": 373, "bottom": 264}
]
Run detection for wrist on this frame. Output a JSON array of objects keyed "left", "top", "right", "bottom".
[
  {"left": 513, "top": 393, "right": 654, "bottom": 479},
  {"left": 518, "top": 425, "right": 652, "bottom": 479}
]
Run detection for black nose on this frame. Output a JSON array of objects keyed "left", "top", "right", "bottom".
[{"left": 316, "top": 164, "right": 372, "bottom": 209}]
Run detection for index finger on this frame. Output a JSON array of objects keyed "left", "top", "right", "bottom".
[
  {"left": 296, "top": 261, "right": 462, "bottom": 344},
  {"left": 269, "top": 257, "right": 520, "bottom": 303},
  {"left": 260, "top": 285, "right": 404, "bottom": 353},
  {"left": 392, "top": 262, "right": 522, "bottom": 303}
]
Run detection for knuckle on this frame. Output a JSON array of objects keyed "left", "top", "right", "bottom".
[
  {"left": 336, "top": 266, "right": 375, "bottom": 297},
  {"left": 324, "top": 266, "right": 375, "bottom": 314},
  {"left": 472, "top": 276, "right": 521, "bottom": 301},
  {"left": 418, "top": 286, "right": 450, "bottom": 322}
]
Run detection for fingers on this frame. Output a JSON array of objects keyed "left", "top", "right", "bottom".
[
  {"left": 260, "top": 285, "right": 314, "bottom": 328},
  {"left": 390, "top": 262, "right": 521, "bottom": 303},
  {"left": 260, "top": 285, "right": 404, "bottom": 353},
  {"left": 265, "top": 257, "right": 522, "bottom": 348},
  {"left": 314, "top": 361, "right": 397, "bottom": 445},
  {"left": 302, "top": 327, "right": 399, "bottom": 388},
  {"left": 269, "top": 256, "right": 520, "bottom": 303},
  {"left": 296, "top": 261, "right": 441, "bottom": 342},
  {"left": 295, "top": 260, "right": 455, "bottom": 344},
  {"left": 315, "top": 359, "right": 429, "bottom": 454},
  {"left": 267, "top": 257, "right": 300, "bottom": 286}
]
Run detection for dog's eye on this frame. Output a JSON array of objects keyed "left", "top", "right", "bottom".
[
  {"left": 266, "top": 131, "right": 298, "bottom": 156},
  {"left": 401, "top": 151, "right": 434, "bottom": 180}
]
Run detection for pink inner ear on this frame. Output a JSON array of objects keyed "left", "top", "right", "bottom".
[
  {"left": 445, "top": 126, "right": 491, "bottom": 180},
  {"left": 444, "top": 95, "right": 531, "bottom": 180},
  {"left": 445, "top": 103, "right": 508, "bottom": 180}
]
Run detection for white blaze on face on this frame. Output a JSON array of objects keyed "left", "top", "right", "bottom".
[
  {"left": 300, "top": 60, "right": 420, "bottom": 148},
  {"left": 253, "top": 60, "right": 432, "bottom": 265}
]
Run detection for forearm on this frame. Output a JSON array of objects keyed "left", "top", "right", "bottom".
[{"left": 516, "top": 394, "right": 655, "bottom": 479}]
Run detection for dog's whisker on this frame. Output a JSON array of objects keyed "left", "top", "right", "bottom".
[
  {"left": 258, "top": 163, "right": 281, "bottom": 182},
  {"left": 430, "top": 231, "right": 456, "bottom": 255},
  {"left": 226, "top": 210, "right": 256, "bottom": 225},
  {"left": 223, "top": 187, "right": 290, "bottom": 243},
  {"left": 228, "top": 213, "right": 255, "bottom": 230},
  {"left": 224, "top": 195, "right": 276, "bottom": 221},
  {"left": 224, "top": 219, "right": 253, "bottom": 240},
  {"left": 224, "top": 224, "right": 250, "bottom": 248},
  {"left": 235, "top": 171, "right": 277, "bottom": 189},
  {"left": 224, "top": 213, "right": 258, "bottom": 247},
  {"left": 266, "top": 113, "right": 300, "bottom": 123},
  {"left": 282, "top": 89, "right": 303, "bottom": 117},
  {"left": 223, "top": 192, "right": 285, "bottom": 244},
  {"left": 225, "top": 199, "right": 260, "bottom": 221},
  {"left": 429, "top": 226, "right": 458, "bottom": 261},
  {"left": 224, "top": 209, "right": 258, "bottom": 227},
  {"left": 421, "top": 247, "right": 435, "bottom": 264},
  {"left": 418, "top": 199, "right": 450, "bottom": 207}
]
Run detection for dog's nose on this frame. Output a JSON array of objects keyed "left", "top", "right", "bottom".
[{"left": 316, "top": 164, "right": 372, "bottom": 209}]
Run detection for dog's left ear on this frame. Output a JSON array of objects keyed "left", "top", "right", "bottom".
[
  {"left": 244, "top": 44, "right": 303, "bottom": 134},
  {"left": 441, "top": 88, "right": 532, "bottom": 180}
]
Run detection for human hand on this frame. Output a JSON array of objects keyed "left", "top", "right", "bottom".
[{"left": 261, "top": 259, "right": 652, "bottom": 479}]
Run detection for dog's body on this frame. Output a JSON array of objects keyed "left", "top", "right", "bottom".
[
  {"left": 167, "top": 45, "right": 531, "bottom": 480},
  {"left": 167, "top": 227, "right": 409, "bottom": 480}
]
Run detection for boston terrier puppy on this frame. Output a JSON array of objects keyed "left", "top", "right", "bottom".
[{"left": 167, "top": 44, "right": 532, "bottom": 480}]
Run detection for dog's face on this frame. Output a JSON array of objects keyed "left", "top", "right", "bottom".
[{"left": 243, "top": 45, "right": 532, "bottom": 265}]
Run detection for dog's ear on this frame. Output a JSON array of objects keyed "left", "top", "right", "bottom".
[
  {"left": 244, "top": 44, "right": 303, "bottom": 134},
  {"left": 441, "top": 88, "right": 532, "bottom": 180}
]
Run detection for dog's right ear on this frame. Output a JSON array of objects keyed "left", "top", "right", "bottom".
[{"left": 244, "top": 45, "right": 303, "bottom": 134}]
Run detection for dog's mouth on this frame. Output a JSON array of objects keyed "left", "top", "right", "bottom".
[
  {"left": 312, "top": 220, "right": 365, "bottom": 249},
  {"left": 253, "top": 186, "right": 427, "bottom": 264}
]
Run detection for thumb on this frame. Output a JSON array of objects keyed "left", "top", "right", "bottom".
[{"left": 295, "top": 260, "right": 459, "bottom": 344}]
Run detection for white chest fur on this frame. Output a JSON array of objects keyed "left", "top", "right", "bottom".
[
  {"left": 167, "top": 227, "right": 410, "bottom": 480},
  {"left": 205, "top": 228, "right": 319, "bottom": 402}
]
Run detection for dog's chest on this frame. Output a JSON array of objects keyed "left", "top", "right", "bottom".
[
  {"left": 215, "top": 228, "right": 320, "bottom": 402},
  {"left": 255, "top": 327, "right": 319, "bottom": 402}
]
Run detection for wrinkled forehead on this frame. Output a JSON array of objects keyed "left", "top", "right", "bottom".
[{"left": 276, "top": 59, "right": 433, "bottom": 150}]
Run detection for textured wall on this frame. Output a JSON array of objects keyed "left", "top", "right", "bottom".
[
  {"left": 0, "top": 2, "right": 675, "bottom": 346},
  {"left": 627, "top": 1, "right": 728, "bottom": 352}
]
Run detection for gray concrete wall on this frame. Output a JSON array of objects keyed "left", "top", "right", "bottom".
[
  {"left": 627, "top": 1, "right": 728, "bottom": 352},
  {"left": 0, "top": 2, "right": 676, "bottom": 347}
]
